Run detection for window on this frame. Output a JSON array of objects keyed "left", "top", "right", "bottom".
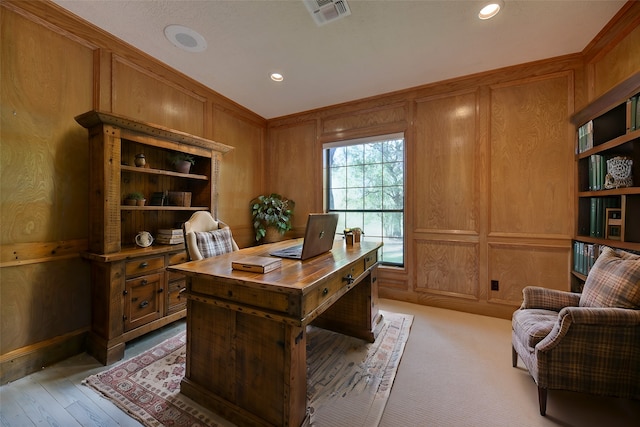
[{"left": 324, "top": 133, "right": 404, "bottom": 266}]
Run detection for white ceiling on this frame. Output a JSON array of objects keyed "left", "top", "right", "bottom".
[{"left": 52, "top": 0, "right": 627, "bottom": 119}]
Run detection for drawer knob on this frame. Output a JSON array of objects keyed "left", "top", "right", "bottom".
[
  {"left": 139, "top": 300, "right": 149, "bottom": 309},
  {"left": 140, "top": 262, "right": 148, "bottom": 268},
  {"left": 141, "top": 279, "right": 148, "bottom": 285},
  {"left": 343, "top": 274, "right": 354, "bottom": 285},
  {"left": 322, "top": 287, "right": 329, "bottom": 296}
]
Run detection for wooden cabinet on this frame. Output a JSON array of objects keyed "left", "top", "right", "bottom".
[
  {"left": 570, "top": 72, "right": 640, "bottom": 289},
  {"left": 76, "top": 111, "right": 233, "bottom": 364}
]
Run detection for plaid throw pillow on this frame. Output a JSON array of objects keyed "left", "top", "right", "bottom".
[
  {"left": 194, "top": 228, "right": 234, "bottom": 258},
  {"left": 580, "top": 246, "right": 640, "bottom": 309}
]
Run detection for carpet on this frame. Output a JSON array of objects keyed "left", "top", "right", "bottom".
[{"left": 84, "top": 310, "right": 413, "bottom": 427}]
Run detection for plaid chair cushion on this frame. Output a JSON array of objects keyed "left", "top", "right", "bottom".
[
  {"left": 580, "top": 246, "right": 640, "bottom": 309},
  {"left": 512, "top": 308, "right": 557, "bottom": 348},
  {"left": 194, "top": 228, "right": 234, "bottom": 258}
]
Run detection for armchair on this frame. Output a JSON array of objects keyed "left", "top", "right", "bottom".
[
  {"left": 183, "top": 211, "right": 239, "bottom": 261},
  {"left": 511, "top": 246, "right": 640, "bottom": 415}
]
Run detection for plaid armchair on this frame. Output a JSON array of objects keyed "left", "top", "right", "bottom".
[
  {"left": 183, "top": 211, "right": 239, "bottom": 261},
  {"left": 511, "top": 247, "right": 640, "bottom": 415}
]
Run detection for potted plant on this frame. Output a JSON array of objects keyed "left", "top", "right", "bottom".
[
  {"left": 124, "top": 192, "right": 146, "bottom": 206},
  {"left": 250, "top": 193, "right": 295, "bottom": 242},
  {"left": 169, "top": 152, "right": 195, "bottom": 174}
]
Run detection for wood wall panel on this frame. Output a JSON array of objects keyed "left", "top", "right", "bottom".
[
  {"left": 112, "top": 56, "right": 206, "bottom": 137},
  {"left": 212, "top": 105, "right": 266, "bottom": 247},
  {"left": 488, "top": 243, "right": 571, "bottom": 305},
  {"left": 489, "top": 74, "right": 573, "bottom": 237},
  {"left": 267, "top": 121, "right": 319, "bottom": 233},
  {"left": 0, "top": 258, "right": 90, "bottom": 354},
  {"left": 593, "top": 25, "right": 640, "bottom": 98},
  {"left": 0, "top": 0, "right": 263, "bottom": 383},
  {"left": 414, "top": 240, "right": 479, "bottom": 299},
  {"left": 1, "top": 7, "right": 93, "bottom": 244},
  {"left": 414, "top": 91, "right": 479, "bottom": 233},
  {"left": 321, "top": 102, "right": 408, "bottom": 139}
]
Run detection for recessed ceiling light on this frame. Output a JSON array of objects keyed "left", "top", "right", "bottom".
[
  {"left": 270, "top": 73, "right": 284, "bottom": 82},
  {"left": 478, "top": 1, "right": 503, "bottom": 20},
  {"left": 164, "top": 25, "right": 207, "bottom": 53}
]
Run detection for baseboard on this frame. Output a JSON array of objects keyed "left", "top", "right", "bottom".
[{"left": 0, "top": 329, "right": 88, "bottom": 385}]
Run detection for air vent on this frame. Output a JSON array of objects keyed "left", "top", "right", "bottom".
[{"left": 304, "top": 0, "right": 351, "bottom": 26}]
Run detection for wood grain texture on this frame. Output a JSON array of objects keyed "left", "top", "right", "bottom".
[
  {"left": 112, "top": 56, "right": 206, "bottom": 137},
  {"left": 488, "top": 242, "right": 571, "bottom": 305},
  {"left": 593, "top": 24, "right": 640, "bottom": 99},
  {"left": 489, "top": 74, "right": 574, "bottom": 237},
  {"left": 267, "top": 120, "right": 320, "bottom": 232},
  {"left": 414, "top": 240, "right": 479, "bottom": 299},
  {"left": 212, "top": 105, "right": 266, "bottom": 247},
  {"left": 0, "top": 7, "right": 92, "bottom": 245},
  {"left": 414, "top": 90, "right": 480, "bottom": 233}
]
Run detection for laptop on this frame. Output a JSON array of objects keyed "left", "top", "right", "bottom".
[{"left": 270, "top": 213, "right": 339, "bottom": 260}]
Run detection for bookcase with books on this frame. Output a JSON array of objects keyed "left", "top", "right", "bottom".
[{"left": 570, "top": 72, "right": 640, "bottom": 291}]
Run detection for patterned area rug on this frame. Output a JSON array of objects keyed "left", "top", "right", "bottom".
[{"left": 84, "top": 311, "right": 413, "bottom": 427}]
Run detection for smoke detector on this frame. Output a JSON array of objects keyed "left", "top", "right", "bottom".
[{"left": 304, "top": 0, "right": 351, "bottom": 26}]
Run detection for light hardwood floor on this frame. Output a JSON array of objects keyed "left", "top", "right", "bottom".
[
  {"left": 0, "top": 320, "right": 185, "bottom": 427},
  {"left": 2, "top": 300, "right": 639, "bottom": 427}
]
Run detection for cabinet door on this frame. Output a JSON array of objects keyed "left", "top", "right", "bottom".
[{"left": 124, "top": 272, "right": 164, "bottom": 331}]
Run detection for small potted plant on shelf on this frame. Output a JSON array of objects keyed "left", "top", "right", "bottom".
[
  {"left": 169, "top": 152, "right": 195, "bottom": 174},
  {"left": 124, "top": 192, "right": 146, "bottom": 206},
  {"left": 250, "top": 193, "right": 295, "bottom": 242}
]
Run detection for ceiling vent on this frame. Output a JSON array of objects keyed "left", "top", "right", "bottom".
[{"left": 304, "top": 0, "right": 351, "bottom": 26}]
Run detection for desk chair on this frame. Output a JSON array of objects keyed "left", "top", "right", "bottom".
[{"left": 183, "top": 211, "right": 239, "bottom": 261}]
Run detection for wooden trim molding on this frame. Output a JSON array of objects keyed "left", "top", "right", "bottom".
[{"left": 0, "top": 239, "right": 88, "bottom": 267}]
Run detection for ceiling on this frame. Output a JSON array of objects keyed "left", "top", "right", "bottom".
[{"left": 52, "top": 0, "right": 627, "bottom": 119}]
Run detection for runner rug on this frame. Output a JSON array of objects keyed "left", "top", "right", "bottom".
[{"left": 83, "top": 310, "right": 413, "bottom": 427}]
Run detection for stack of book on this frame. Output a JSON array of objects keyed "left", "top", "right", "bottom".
[
  {"left": 573, "top": 241, "right": 602, "bottom": 276},
  {"left": 629, "top": 93, "right": 640, "bottom": 131},
  {"left": 577, "top": 120, "right": 593, "bottom": 153},
  {"left": 156, "top": 228, "right": 184, "bottom": 245},
  {"left": 589, "top": 197, "right": 620, "bottom": 238}
]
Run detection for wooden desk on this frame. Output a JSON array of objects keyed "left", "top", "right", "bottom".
[{"left": 168, "top": 239, "right": 383, "bottom": 427}]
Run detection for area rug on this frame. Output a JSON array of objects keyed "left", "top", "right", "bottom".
[{"left": 83, "top": 310, "right": 413, "bottom": 427}]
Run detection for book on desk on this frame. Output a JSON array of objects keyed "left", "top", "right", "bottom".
[{"left": 231, "top": 255, "right": 282, "bottom": 273}]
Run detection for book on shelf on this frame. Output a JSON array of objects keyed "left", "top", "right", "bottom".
[
  {"left": 156, "top": 229, "right": 184, "bottom": 245},
  {"left": 157, "top": 228, "right": 183, "bottom": 236},
  {"left": 588, "top": 154, "right": 607, "bottom": 191},
  {"left": 573, "top": 241, "right": 603, "bottom": 276},
  {"left": 630, "top": 94, "right": 639, "bottom": 132},
  {"left": 231, "top": 256, "right": 282, "bottom": 274},
  {"left": 577, "top": 120, "right": 593, "bottom": 153},
  {"left": 589, "top": 197, "right": 620, "bottom": 238}
]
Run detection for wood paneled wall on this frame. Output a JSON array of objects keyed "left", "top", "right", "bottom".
[
  {"left": 266, "top": 3, "right": 640, "bottom": 320},
  {"left": 0, "top": 0, "right": 265, "bottom": 383}
]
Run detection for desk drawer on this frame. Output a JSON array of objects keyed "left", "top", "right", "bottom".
[
  {"left": 125, "top": 256, "right": 164, "bottom": 277},
  {"left": 303, "top": 258, "right": 366, "bottom": 317}
]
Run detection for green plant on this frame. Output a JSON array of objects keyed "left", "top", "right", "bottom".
[
  {"left": 169, "top": 152, "right": 195, "bottom": 166},
  {"left": 126, "top": 192, "right": 145, "bottom": 200},
  {"left": 250, "top": 193, "right": 295, "bottom": 241}
]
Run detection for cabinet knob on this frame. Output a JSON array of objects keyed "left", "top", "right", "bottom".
[
  {"left": 158, "top": 288, "right": 163, "bottom": 293},
  {"left": 141, "top": 279, "right": 148, "bottom": 286},
  {"left": 140, "top": 262, "right": 148, "bottom": 269},
  {"left": 139, "top": 300, "right": 149, "bottom": 308},
  {"left": 343, "top": 274, "right": 354, "bottom": 284}
]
